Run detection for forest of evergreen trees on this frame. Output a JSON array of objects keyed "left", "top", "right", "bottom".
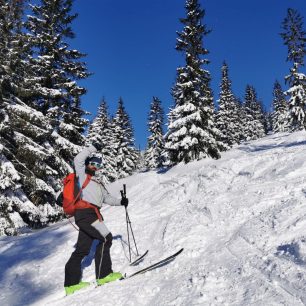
[{"left": 0, "top": 0, "right": 305, "bottom": 235}]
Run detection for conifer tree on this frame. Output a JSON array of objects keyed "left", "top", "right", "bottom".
[
  {"left": 271, "top": 80, "right": 290, "bottom": 132},
  {"left": 26, "top": 0, "right": 90, "bottom": 154},
  {"left": 235, "top": 97, "right": 248, "bottom": 143},
  {"left": 281, "top": 8, "right": 306, "bottom": 130},
  {"left": 216, "top": 62, "right": 240, "bottom": 148},
  {"left": 0, "top": 150, "right": 21, "bottom": 236},
  {"left": 244, "top": 85, "right": 265, "bottom": 140},
  {"left": 164, "top": 0, "right": 220, "bottom": 164},
  {"left": 87, "top": 99, "right": 117, "bottom": 182},
  {"left": 112, "top": 98, "right": 138, "bottom": 178},
  {"left": 258, "top": 100, "right": 267, "bottom": 131},
  {"left": 0, "top": 0, "right": 30, "bottom": 101},
  {"left": 264, "top": 111, "right": 273, "bottom": 134},
  {"left": 0, "top": 0, "right": 90, "bottom": 235},
  {"left": 145, "top": 97, "right": 165, "bottom": 169},
  {"left": 0, "top": 1, "right": 67, "bottom": 235},
  {"left": 0, "top": 96, "right": 66, "bottom": 235},
  {"left": 137, "top": 149, "right": 146, "bottom": 171},
  {"left": 260, "top": 103, "right": 270, "bottom": 134}
]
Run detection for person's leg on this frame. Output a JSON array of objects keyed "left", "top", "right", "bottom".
[
  {"left": 68, "top": 209, "right": 119, "bottom": 285},
  {"left": 64, "top": 229, "right": 93, "bottom": 287},
  {"left": 95, "top": 235, "right": 113, "bottom": 279},
  {"left": 95, "top": 233, "right": 122, "bottom": 285},
  {"left": 74, "top": 210, "right": 114, "bottom": 280}
]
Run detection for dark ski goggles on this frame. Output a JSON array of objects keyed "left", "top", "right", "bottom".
[{"left": 89, "top": 161, "right": 102, "bottom": 169}]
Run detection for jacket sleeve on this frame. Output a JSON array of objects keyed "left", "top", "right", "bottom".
[
  {"left": 101, "top": 185, "right": 121, "bottom": 206},
  {"left": 74, "top": 145, "right": 97, "bottom": 184}
]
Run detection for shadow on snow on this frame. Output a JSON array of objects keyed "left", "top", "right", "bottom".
[
  {"left": 81, "top": 234, "right": 138, "bottom": 271},
  {"left": 238, "top": 140, "right": 306, "bottom": 153},
  {"left": 0, "top": 223, "right": 69, "bottom": 306},
  {"left": 276, "top": 243, "right": 306, "bottom": 266}
]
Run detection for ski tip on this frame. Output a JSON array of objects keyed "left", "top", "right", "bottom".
[
  {"left": 126, "top": 247, "right": 185, "bottom": 279},
  {"left": 177, "top": 248, "right": 184, "bottom": 254},
  {"left": 129, "top": 250, "right": 149, "bottom": 266}
]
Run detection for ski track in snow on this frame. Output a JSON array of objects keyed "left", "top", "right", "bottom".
[{"left": 2, "top": 132, "right": 306, "bottom": 305}]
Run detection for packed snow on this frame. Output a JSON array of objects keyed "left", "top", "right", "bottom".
[{"left": 1, "top": 131, "right": 306, "bottom": 306}]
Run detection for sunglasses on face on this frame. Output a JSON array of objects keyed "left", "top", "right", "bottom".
[{"left": 89, "top": 161, "right": 102, "bottom": 169}]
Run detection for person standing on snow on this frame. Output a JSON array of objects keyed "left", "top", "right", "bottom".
[{"left": 64, "top": 143, "right": 129, "bottom": 295}]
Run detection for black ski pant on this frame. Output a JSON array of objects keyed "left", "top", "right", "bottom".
[{"left": 64, "top": 208, "right": 113, "bottom": 287}]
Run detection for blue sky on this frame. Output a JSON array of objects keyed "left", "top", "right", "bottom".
[{"left": 71, "top": 0, "right": 306, "bottom": 149}]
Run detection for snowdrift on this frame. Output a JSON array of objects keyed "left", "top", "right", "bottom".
[{"left": 1, "top": 132, "right": 306, "bottom": 305}]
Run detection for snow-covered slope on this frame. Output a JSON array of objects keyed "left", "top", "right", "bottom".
[{"left": 2, "top": 132, "right": 306, "bottom": 306}]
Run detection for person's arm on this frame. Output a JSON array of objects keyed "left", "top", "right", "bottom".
[
  {"left": 74, "top": 145, "right": 97, "bottom": 182},
  {"left": 101, "top": 185, "right": 121, "bottom": 206}
]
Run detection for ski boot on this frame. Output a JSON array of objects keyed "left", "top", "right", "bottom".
[
  {"left": 97, "top": 272, "right": 123, "bottom": 286},
  {"left": 65, "top": 281, "right": 90, "bottom": 295}
]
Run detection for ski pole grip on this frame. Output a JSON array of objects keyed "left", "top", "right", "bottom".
[
  {"left": 120, "top": 190, "right": 124, "bottom": 198},
  {"left": 123, "top": 184, "right": 126, "bottom": 196}
]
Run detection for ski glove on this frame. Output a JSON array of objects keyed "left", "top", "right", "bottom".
[
  {"left": 92, "top": 142, "right": 102, "bottom": 151},
  {"left": 105, "top": 232, "right": 113, "bottom": 246},
  {"left": 121, "top": 197, "right": 129, "bottom": 208}
]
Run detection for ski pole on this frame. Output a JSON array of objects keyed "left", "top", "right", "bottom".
[
  {"left": 121, "top": 184, "right": 140, "bottom": 260},
  {"left": 121, "top": 187, "right": 132, "bottom": 262},
  {"left": 97, "top": 241, "right": 105, "bottom": 280},
  {"left": 125, "top": 208, "right": 139, "bottom": 256},
  {"left": 123, "top": 184, "right": 126, "bottom": 197}
]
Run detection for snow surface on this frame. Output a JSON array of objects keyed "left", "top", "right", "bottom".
[{"left": 2, "top": 131, "right": 306, "bottom": 306}]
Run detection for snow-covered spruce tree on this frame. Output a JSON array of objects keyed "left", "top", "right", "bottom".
[
  {"left": 264, "top": 111, "right": 273, "bottom": 134},
  {"left": 261, "top": 103, "right": 271, "bottom": 135},
  {"left": 0, "top": 0, "right": 90, "bottom": 235},
  {"left": 271, "top": 80, "right": 290, "bottom": 133},
  {"left": 234, "top": 97, "right": 247, "bottom": 143},
  {"left": 280, "top": 8, "right": 306, "bottom": 130},
  {"left": 87, "top": 99, "right": 117, "bottom": 183},
  {"left": 0, "top": 99, "right": 67, "bottom": 235},
  {"left": 112, "top": 98, "right": 138, "bottom": 178},
  {"left": 243, "top": 85, "right": 265, "bottom": 140},
  {"left": 20, "top": 0, "right": 90, "bottom": 216},
  {"left": 0, "top": 147, "right": 21, "bottom": 236},
  {"left": 0, "top": 0, "right": 32, "bottom": 101},
  {"left": 144, "top": 97, "right": 165, "bottom": 169},
  {"left": 25, "top": 0, "right": 90, "bottom": 159},
  {"left": 161, "top": 105, "right": 175, "bottom": 166},
  {"left": 164, "top": 0, "right": 221, "bottom": 164},
  {"left": 0, "top": 1, "right": 67, "bottom": 235},
  {"left": 216, "top": 62, "right": 241, "bottom": 149},
  {"left": 137, "top": 149, "right": 146, "bottom": 171}
]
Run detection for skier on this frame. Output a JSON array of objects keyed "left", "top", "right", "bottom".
[{"left": 64, "top": 143, "right": 129, "bottom": 295}]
